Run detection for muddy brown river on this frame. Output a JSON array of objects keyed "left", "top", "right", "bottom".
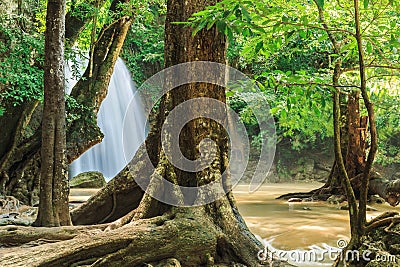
[{"left": 70, "top": 182, "right": 399, "bottom": 266}]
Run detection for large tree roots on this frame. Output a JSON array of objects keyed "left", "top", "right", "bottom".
[
  {"left": 337, "top": 213, "right": 400, "bottom": 267},
  {"left": 70, "top": 144, "right": 150, "bottom": 225},
  {"left": 277, "top": 172, "right": 400, "bottom": 208},
  {"left": 0, "top": 210, "right": 283, "bottom": 267}
]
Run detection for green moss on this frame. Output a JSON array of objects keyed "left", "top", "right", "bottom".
[{"left": 69, "top": 171, "right": 106, "bottom": 188}]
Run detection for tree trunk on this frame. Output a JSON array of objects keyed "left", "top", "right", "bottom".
[
  {"left": 33, "top": 0, "right": 71, "bottom": 227},
  {"left": 0, "top": 0, "right": 131, "bottom": 205},
  {"left": 345, "top": 91, "right": 367, "bottom": 179},
  {"left": 278, "top": 1, "right": 385, "bottom": 209},
  {"left": 67, "top": 7, "right": 131, "bottom": 162},
  {"left": 75, "top": 0, "right": 264, "bottom": 264},
  {"left": 0, "top": 0, "right": 280, "bottom": 265},
  {"left": 0, "top": 211, "right": 271, "bottom": 267}
]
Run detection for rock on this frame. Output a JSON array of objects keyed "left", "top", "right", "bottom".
[
  {"left": 327, "top": 195, "right": 346, "bottom": 204},
  {"left": 303, "top": 159, "right": 315, "bottom": 174},
  {"left": 21, "top": 207, "right": 37, "bottom": 217},
  {"left": 0, "top": 217, "right": 32, "bottom": 226},
  {"left": 294, "top": 173, "right": 305, "bottom": 180},
  {"left": 370, "top": 195, "right": 385, "bottom": 204},
  {"left": 0, "top": 212, "right": 19, "bottom": 219},
  {"left": 303, "top": 207, "right": 311, "bottom": 210},
  {"left": 155, "top": 258, "right": 181, "bottom": 267},
  {"left": 69, "top": 171, "right": 106, "bottom": 188},
  {"left": 287, "top": 198, "right": 303, "bottom": 202},
  {"left": 0, "top": 205, "right": 37, "bottom": 226},
  {"left": 0, "top": 195, "right": 20, "bottom": 211}
]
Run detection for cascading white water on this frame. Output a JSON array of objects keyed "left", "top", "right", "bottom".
[{"left": 67, "top": 58, "right": 147, "bottom": 181}]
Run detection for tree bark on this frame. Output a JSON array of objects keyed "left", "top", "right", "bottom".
[
  {"left": 33, "top": 0, "right": 71, "bottom": 227},
  {"left": 353, "top": 0, "right": 378, "bottom": 236},
  {"left": 67, "top": 11, "right": 132, "bottom": 162},
  {"left": 0, "top": 211, "right": 269, "bottom": 267},
  {"left": 0, "top": 0, "right": 132, "bottom": 205},
  {"left": 345, "top": 91, "right": 367, "bottom": 179},
  {"left": 36, "top": 0, "right": 262, "bottom": 266},
  {"left": 332, "top": 59, "right": 360, "bottom": 246}
]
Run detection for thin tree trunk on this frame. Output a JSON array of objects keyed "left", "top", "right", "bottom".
[
  {"left": 34, "top": 0, "right": 71, "bottom": 227},
  {"left": 345, "top": 91, "right": 367, "bottom": 179},
  {"left": 0, "top": 0, "right": 132, "bottom": 206},
  {"left": 332, "top": 59, "right": 360, "bottom": 246},
  {"left": 353, "top": 0, "right": 378, "bottom": 235}
]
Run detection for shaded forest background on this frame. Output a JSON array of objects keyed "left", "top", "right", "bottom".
[
  {"left": 0, "top": 0, "right": 399, "bottom": 266},
  {"left": 0, "top": 0, "right": 399, "bottom": 199}
]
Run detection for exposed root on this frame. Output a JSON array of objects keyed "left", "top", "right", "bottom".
[
  {"left": 366, "top": 211, "right": 399, "bottom": 226},
  {"left": 0, "top": 211, "right": 265, "bottom": 267},
  {"left": 276, "top": 187, "right": 331, "bottom": 201},
  {"left": 97, "top": 191, "right": 117, "bottom": 224},
  {"left": 71, "top": 144, "right": 150, "bottom": 225},
  {"left": 104, "top": 208, "right": 137, "bottom": 231},
  {"left": 0, "top": 224, "right": 108, "bottom": 247},
  {"left": 365, "top": 215, "right": 400, "bottom": 233}
]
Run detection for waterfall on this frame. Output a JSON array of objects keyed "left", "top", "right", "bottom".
[{"left": 67, "top": 58, "right": 147, "bottom": 181}]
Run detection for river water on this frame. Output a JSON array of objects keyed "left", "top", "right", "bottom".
[
  {"left": 235, "top": 183, "right": 350, "bottom": 250},
  {"left": 70, "top": 182, "right": 397, "bottom": 266}
]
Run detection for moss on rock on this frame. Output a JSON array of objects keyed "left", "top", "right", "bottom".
[{"left": 69, "top": 172, "right": 106, "bottom": 188}]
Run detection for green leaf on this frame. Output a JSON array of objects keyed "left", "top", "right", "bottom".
[
  {"left": 226, "top": 90, "right": 234, "bottom": 97},
  {"left": 318, "top": 34, "right": 328, "bottom": 42},
  {"left": 222, "top": 10, "right": 231, "bottom": 19},
  {"left": 206, "top": 20, "right": 215, "bottom": 30},
  {"left": 300, "top": 15, "right": 309, "bottom": 25},
  {"left": 281, "top": 109, "right": 287, "bottom": 119},
  {"left": 257, "top": 81, "right": 265, "bottom": 91},
  {"left": 241, "top": 5, "right": 252, "bottom": 22},
  {"left": 255, "top": 41, "right": 263, "bottom": 53},
  {"left": 242, "top": 45, "right": 254, "bottom": 55},
  {"left": 191, "top": 10, "right": 209, "bottom": 17},
  {"left": 270, "top": 107, "right": 279, "bottom": 115},
  {"left": 243, "top": 27, "right": 250, "bottom": 37},
  {"left": 192, "top": 20, "right": 207, "bottom": 36},
  {"left": 363, "top": 0, "right": 369, "bottom": 8},
  {"left": 216, "top": 21, "right": 226, "bottom": 33},
  {"left": 282, "top": 13, "right": 289, "bottom": 23},
  {"left": 313, "top": 105, "right": 321, "bottom": 116},
  {"left": 316, "top": 0, "right": 324, "bottom": 8},
  {"left": 225, "top": 26, "right": 234, "bottom": 42},
  {"left": 366, "top": 42, "right": 373, "bottom": 53},
  {"left": 299, "top": 30, "right": 307, "bottom": 38}
]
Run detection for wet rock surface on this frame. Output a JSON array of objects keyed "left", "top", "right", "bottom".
[{"left": 0, "top": 203, "right": 36, "bottom": 226}]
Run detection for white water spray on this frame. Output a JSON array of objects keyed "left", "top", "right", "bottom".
[{"left": 66, "top": 58, "right": 147, "bottom": 181}]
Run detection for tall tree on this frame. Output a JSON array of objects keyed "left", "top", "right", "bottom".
[
  {"left": 0, "top": 0, "right": 271, "bottom": 266},
  {"left": 0, "top": 0, "right": 131, "bottom": 206},
  {"left": 33, "top": 0, "right": 71, "bottom": 227}
]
